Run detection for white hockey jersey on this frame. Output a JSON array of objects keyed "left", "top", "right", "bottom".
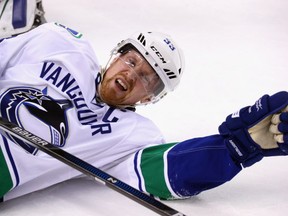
[{"left": 0, "top": 23, "right": 165, "bottom": 201}]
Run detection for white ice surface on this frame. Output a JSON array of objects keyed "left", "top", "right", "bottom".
[{"left": 1, "top": 0, "right": 288, "bottom": 215}]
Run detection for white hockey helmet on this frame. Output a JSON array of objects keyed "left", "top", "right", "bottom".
[{"left": 110, "top": 31, "right": 184, "bottom": 104}]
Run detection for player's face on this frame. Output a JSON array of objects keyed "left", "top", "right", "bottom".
[{"left": 99, "top": 50, "right": 161, "bottom": 106}]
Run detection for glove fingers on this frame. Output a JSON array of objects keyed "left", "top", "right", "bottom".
[
  {"left": 278, "top": 133, "right": 288, "bottom": 154},
  {"left": 280, "top": 112, "right": 288, "bottom": 122},
  {"left": 271, "top": 106, "right": 288, "bottom": 124},
  {"left": 278, "top": 122, "right": 288, "bottom": 133},
  {"left": 270, "top": 107, "right": 288, "bottom": 145},
  {"left": 274, "top": 134, "right": 284, "bottom": 143},
  {"left": 270, "top": 123, "right": 280, "bottom": 134},
  {"left": 285, "top": 134, "right": 288, "bottom": 143},
  {"left": 271, "top": 113, "right": 281, "bottom": 124}
]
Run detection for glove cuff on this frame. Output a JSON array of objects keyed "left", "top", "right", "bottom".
[{"left": 220, "top": 123, "right": 263, "bottom": 167}]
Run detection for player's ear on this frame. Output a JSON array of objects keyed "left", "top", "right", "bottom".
[{"left": 140, "top": 95, "right": 153, "bottom": 104}]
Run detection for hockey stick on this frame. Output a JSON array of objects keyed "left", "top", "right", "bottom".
[{"left": 0, "top": 117, "right": 186, "bottom": 216}]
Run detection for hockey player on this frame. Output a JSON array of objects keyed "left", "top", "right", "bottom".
[{"left": 1, "top": 23, "right": 288, "bottom": 202}]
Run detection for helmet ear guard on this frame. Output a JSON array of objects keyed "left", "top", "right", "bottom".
[{"left": 110, "top": 31, "right": 185, "bottom": 105}]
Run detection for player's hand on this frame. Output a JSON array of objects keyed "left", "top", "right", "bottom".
[
  {"left": 269, "top": 106, "right": 288, "bottom": 153},
  {"left": 219, "top": 91, "right": 288, "bottom": 167}
]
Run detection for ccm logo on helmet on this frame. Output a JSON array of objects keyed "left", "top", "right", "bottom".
[{"left": 150, "top": 46, "right": 167, "bottom": 64}]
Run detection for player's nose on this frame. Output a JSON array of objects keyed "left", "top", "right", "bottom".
[{"left": 125, "top": 70, "right": 138, "bottom": 84}]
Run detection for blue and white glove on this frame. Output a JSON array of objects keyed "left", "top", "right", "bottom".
[
  {"left": 270, "top": 106, "right": 288, "bottom": 153},
  {"left": 219, "top": 91, "right": 288, "bottom": 167}
]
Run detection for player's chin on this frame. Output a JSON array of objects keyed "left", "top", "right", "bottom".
[
  {"left": 100, "top": 86, "right": 138, "bottom": 106},
  {"left": 101, "top": 92, "right": 128, "bottom": 106}
]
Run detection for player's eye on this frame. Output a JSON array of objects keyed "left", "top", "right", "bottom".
[
  {"left": 139, "top": 71, "right": 151, "bottom": 86},
  {"left": 126, "top": 57, "right": 137, "bottom": 67}
]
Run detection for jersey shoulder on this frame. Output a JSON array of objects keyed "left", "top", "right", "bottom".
[{"left": 122, "top": 110, "right": 166, "bottom": 146}]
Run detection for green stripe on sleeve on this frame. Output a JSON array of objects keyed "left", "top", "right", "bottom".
[
  {"left": 140, "top": 142, "right": 177, "bottom": 199},
  {"left": 0, "top": 147, "right": 13, "bottom": 198}
]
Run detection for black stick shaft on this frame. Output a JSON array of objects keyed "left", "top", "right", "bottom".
[{"left": 0, "top": 117, "right": 185, "bottom": 216}]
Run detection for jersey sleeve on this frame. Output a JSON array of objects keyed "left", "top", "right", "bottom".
[{"left": 109, "top": 134, "right": 242, "bottom": 200}]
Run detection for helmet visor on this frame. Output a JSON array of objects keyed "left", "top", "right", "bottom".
[{"left": 118, "top": 50, "right": 165, "bottom": 103}]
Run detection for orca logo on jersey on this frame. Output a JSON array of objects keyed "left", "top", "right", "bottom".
[{"left": 0, "top": 87, "right": 73, "bottom": 155}]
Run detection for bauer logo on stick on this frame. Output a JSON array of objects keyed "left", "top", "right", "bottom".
[{"left": 11, "top": 126, "right": 49, "bottom": 146}]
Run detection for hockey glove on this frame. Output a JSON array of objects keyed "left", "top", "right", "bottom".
[{"left": 218, "top": 91, "right": 288, "bottom": 167}]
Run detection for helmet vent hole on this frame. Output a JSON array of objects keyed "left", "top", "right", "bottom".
[{"left": 137, "top": 33, "right": 146, "bottom": 46}]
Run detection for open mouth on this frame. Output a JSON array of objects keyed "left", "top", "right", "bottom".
[{"left": 116, "top": 78, "right": 128, "bottom": 91}]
